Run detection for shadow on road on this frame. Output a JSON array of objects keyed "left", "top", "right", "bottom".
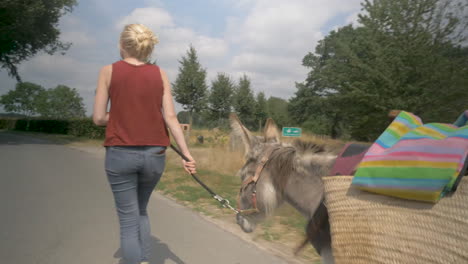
[{"left": 113, "top": 236, "right": 186, "bottom": 264}]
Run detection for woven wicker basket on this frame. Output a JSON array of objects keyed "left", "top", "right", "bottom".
[{"left": 323, "top": 176, "right": 468, "bottom": 264}]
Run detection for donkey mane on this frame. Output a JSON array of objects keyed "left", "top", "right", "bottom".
[
  {"left": 265, "top": 139, "right": 338, "bottom": 195},
  {"left": 291, "top": 139, "right": 329, "bottom": 155}
]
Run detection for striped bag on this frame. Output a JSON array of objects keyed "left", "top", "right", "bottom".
[{"left": 352, "top": 111, "right": 468, "bottom": 203}]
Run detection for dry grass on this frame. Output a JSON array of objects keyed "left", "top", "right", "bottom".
[{"left": 191, "top": 146, "right": 244, "bottom": 176}]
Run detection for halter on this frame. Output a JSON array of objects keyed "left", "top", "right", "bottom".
[{"left": 237, "top": 146, "right": 280, "bottom": 215}]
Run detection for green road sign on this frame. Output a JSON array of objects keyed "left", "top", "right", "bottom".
[{"left": 282, "top": 127, "right": 302, "bottom": 137}]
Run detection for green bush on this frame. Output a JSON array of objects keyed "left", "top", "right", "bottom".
[
  {"left": 14, "top": 119, "right": 28, "bottom": 131},
  {"left": 0, "top": 119, "right": 18, "bottom": 130},
  {"left": 0, "top": 118, "right": 106, "bottom": 139},
  {"left": 68, "top": 119, "right": 106, "bottom": 139},
  {"left": 29, "top": 119, "right": 69, "bottom": 134}
]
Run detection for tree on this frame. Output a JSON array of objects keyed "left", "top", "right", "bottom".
[
  {"left": 0, "top": 0, "right": 77, "bottom": 81},
  {"left": 288, "top": 83, "right": 340, "bottom": 137},
  {"left": 172, "top": 45, "right": 208, "bottom": 127},
  {"left": 255, "top": 92, "right": 268, "bottom": 131},
  {"left": 232, "top": 75, "right": 256, "bottom": 130},
  {"left": 0, "top": 82, "right": 44, "bottom": 116},
  {"left": 36, "top": 85, "right": 86, "bottom": 118},
  {"left": 291, "top": 0, "right": 468, "bottom": 141},
  {"left": 207, "top": 73, "right": 234, "bottom": 127},
  {"left": 266, "top": 97, "right": 290, "bottom": 128},
  {"left": 177, "top": 110, "right": 205, "bottom": 128}
]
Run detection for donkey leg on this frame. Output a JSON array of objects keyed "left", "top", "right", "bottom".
[
  {"left": 309, "top": 203, "right": 335, "bottom": 264},
  {"left": 316, "top": 220, "right": 334, "bottom": 264}
]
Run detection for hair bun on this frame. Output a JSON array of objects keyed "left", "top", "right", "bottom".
[
  {"left": 136, "top": 31, "right": 159, "bottom": 45},
  {"left": 120, "top": 24, "right": 159, "bottom": 62}
]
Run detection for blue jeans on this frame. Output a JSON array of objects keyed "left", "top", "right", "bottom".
[{"left": 105, "top": 146, "right": 166, "bottom": 264}]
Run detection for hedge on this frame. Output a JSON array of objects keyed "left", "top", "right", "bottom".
[
  {"left": 0, "top": 119, "right": 18, "bottom": 130},
  {"left": 0, "top": 118, "right": 106, "bottom": 139}
]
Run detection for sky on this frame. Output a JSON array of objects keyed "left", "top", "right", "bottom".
[{"left": 0, "top": 0, "right": 363, "bottom": 115}]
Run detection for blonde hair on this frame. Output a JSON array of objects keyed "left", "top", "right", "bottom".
[{"left": 120, "top": 24, "right": 159, "bottom": 62}]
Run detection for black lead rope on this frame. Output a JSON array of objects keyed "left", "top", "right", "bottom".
[{"left": 169, "top": 144, "right": 239, "bottom": 213}]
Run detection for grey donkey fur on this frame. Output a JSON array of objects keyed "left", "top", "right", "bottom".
[{"left": 230, "top": 114, "right": 341, "bottom": 264}]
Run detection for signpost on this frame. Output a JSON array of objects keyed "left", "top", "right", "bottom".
[{"left": 282, "top": 127, "right": 302, "bottom": 137}]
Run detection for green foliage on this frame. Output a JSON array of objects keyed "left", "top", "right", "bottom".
[
  {"left": 24, "top": 119, "right": 69, "bottom": 134},
  {"left": 0, "top": 118, "right": 105, "bottom": 139},
  {"left": 288, "top": 82, "right": 322, "bottom": 125},
  {"left": 0, "top": 0, "right": 77, "bottom": 81},
  {"left": 67, "top": 119, "right": 106, "bottom": 138},
  {"left": 176, "top": 111, "right": 205, "bottom": 128},
  {"left": 206, "top": 73, "right": 235, "bottom": 128},
  {"left": 302, "top": 116, "right": 332, "bottom": 136},
  {"left": 255, "top": 92, "right": 268, "bottom": 131},
  {"left": 36, "top": 85, "right": 86, "bottom": 118},
  {"left": 266, "top": 97, "right": 290, "bottom": 128},
  {"left": 1, "top": 82, "right": 86, "bottom": 119},
  {"left": 0, "top": 119, "right": 17, "bottom": 129},
  {"left": 232, "top": 75, "right": 256, "bottom": 130},
  {"left": 290, "top": 0, "right": 468, "bottom": 141},
  {"left": 0, "top": 82, "right": 44, "bottom": 116},
  {"left": 172, "top": 45, "right": 208, "bottom": 126}
]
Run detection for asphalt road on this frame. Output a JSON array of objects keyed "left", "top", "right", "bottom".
[{"left": 0, "top": 131, "right": 288, "bottom": 264}]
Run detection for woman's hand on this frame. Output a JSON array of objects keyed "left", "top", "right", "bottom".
[{"left": 182, "top": 153, "right": 196, "bottom": 174}]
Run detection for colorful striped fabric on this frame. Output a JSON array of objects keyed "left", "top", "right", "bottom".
[{"left": 352, "top": 110, "right": 468, "bottom": 203}]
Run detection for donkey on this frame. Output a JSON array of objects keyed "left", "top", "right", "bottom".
[{"left": 230, "top": 114, "right": 342, "bottom": 264}]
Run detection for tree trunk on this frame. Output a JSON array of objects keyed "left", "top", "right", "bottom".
[
  {"left": 330, "top": 113, "right": 339, "bottom": 139},
  {"left": 26, "top": 111, "right": 31, "bottom": 131},
  {"left": 188, "top": 110, "right": 193, "bottom": 128},
  {"left": 186, "top": 110, "right": 192, "bottom": 143}
]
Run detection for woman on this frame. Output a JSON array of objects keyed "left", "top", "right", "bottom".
[{"left": 93, "top": 24, "right": 196, "bottom": 264}]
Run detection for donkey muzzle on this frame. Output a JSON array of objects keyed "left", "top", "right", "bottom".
[{"left": 236, "top": 213, "right": 255, "bottom": 233}]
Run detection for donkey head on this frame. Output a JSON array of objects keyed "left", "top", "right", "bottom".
[{"left": 230, "top": 114, "right": 287, "bottom": 233}]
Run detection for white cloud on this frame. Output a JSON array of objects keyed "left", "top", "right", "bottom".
[
  {"left": 117, "top": 7, "right": 229, "bottom": 82},
  {"left": 231, "top": 53, "right": 305, "bottom": 76},
  {"left": 117, "top": 7, "right": 175, "bottom": 30},
  {"left": 57, "top": 13, "right": 97, "bottom": 47},
  {"left": 229, "top": 0, "right": 360, "bottom": 50},
  {"left": 345, "top": 11, "right": 361, "bottom": 26},
  {"left": 61, "top": 31, "right": 95, "bottom": 46},
  {"left": 224, "top": 0, "right": 361, "bottom": 98},
  {"left": 116, "top": 1, "right": 362, "bottom": 100},
  {"left": 18, "top": 53, "right": 99, "bottom": 92}
]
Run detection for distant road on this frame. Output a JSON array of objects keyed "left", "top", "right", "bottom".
[{"left": 0, "top": 131, "right": 288, "bottom": 264}]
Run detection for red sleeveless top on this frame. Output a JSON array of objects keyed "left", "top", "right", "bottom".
[{"left": 104, "top": 60, "right": 170, "bottom": 146}]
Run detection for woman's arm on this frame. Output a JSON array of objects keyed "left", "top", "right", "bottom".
[
  {"left": 160, "top": 69, "right": 197, "bottom": 174},
  {"left": 93, "top": 65, "right": 112, "bottom": 126}
]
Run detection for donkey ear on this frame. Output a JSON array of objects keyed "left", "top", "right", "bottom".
[
  {"left": 264, "top": 118, "right": 280, "bottom": 143},
  {"left": 229, "top": 113, "right": 257, "bottom": 155}
]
